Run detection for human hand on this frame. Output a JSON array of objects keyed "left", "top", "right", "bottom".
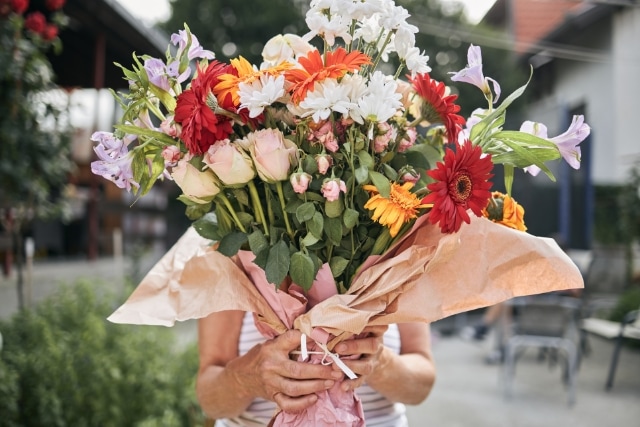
[
  {"left": 238, "top": 329, "right": 343, "bottom": 413},
  {"left": 333, "top": 325, "right": 389, "bottom": 391}
]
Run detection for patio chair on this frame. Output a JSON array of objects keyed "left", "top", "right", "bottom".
[
  {"left": 502, "top": 294, "right": 582, "bottom": 406},
  {"left": 581, "top": 305, "right": 640, "bottom": 390}
]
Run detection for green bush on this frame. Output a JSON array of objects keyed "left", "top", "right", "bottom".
[{"left": 0, "top": 281, "right": 205, "bottom": 427}]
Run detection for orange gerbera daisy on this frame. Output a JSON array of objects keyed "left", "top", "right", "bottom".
[
  {"left": 410, "top": 73, "right": 466, "bottom": 144},
  {"left": 482, "top": 191, "right": 527, "bottom": 231},
  {"left": 213, "top": 56, "right": 291, "bottom": 107},
  {"left": 285, "top": 47, "right": 372, "bottom": 104},
  {"left": 422, "top": 140, "right": 493, "bottom": 233},
  {"left": 363, "top": 182, "right": 428, "bottom": 237}
]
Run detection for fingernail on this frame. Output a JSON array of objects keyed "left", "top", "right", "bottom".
[
  {"left": 335, "top": 344, "right": 346, "bottom": 353},
  {"left": 324, "top": 380, "right": 335, "bottom": 388}
]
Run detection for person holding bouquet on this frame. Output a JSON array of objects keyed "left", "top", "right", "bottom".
[{"left": 196, "top": 310, "right": 435, "bottom": 426}]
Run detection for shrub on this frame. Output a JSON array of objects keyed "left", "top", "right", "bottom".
[{"left": 0, "top": 280, "right": 205, "bottom": 427}]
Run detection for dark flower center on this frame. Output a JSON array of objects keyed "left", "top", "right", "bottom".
[{"left": 450, "top": 172, "right": 472, "bottom": 203}]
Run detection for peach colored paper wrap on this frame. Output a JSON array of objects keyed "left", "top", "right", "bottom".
[{"left": 107, "top": 214, "right": 583, "bottom": 427}]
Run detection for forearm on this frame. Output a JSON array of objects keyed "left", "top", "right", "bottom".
[
  {"left": 365, "top": 348, "right": 436, "bottom": 404},
  {"left": 196, "top": 356, "right": 257, "bottom": 419}
]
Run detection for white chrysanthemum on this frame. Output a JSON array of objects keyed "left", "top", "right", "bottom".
[
  {"left": 305, "top": 9, "right": 352, "bottom": 46},
  {"left": 238, "top": 74, "right": 286, "bottom": 118},
  {"left": 350, "top": 71, "right": 402, "bottom": 124},
  {"left": 338, "top": 0, "right": 385, "bottom": 22},
  {"left": 299, "top": 78, "right": 356, "bottom": 123},
  {"left": 354, "top": 15, "right": 382, "bottom": 44},
  {"left": 380, "top": 4, "right": 417, "bottom": 33},
  {"left": 341, "top": 73, "right": 368, "bottom": 102},
  {"left": 403, "top": 47, "right": 431, "bottom": 75}
]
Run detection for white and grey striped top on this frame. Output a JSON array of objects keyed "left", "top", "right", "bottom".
[{"left": 216, "top": 312, "right": 408, "bottom": 427}]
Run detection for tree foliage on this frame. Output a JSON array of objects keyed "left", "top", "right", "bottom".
[
  {"left": 160, "top": 0, "right": 308, "bottom": 64},
  {"left": 0, "top": 1, "right": 74, "bottom": 223}
]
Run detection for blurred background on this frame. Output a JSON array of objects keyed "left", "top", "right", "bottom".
[{"left": 1, "top": 0, "right": 639, "bottom": 426}]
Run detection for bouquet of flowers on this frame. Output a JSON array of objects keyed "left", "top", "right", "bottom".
[{"left": 95, "top": 0, "right": 589, "bottom": 425}]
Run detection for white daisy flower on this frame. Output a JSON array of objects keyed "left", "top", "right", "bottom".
[
  {"left": 299, "top": 79, "right": 356, "bottom": 123},
  {"left": 238, "top": 74, "right": 286, "bottom": 118}
]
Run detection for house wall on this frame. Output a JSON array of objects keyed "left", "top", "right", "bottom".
[{"left": 526, "top": 7, "right": 640, "bottom": 185}]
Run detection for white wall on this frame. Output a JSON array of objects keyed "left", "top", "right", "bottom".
[{"left": 526, "top": 7, "right": 640, "bottom": 185}]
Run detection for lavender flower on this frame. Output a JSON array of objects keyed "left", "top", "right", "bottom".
[{"left": 90, "top": 132, "right": 138, "bottom": 191}]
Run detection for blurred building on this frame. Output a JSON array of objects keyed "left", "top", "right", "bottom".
[
  {"left": 484, "top": 0, "right": 640, "bottom": 251},
  {"left": 31, "top": 0, "right": 184, "bottom": 262}
]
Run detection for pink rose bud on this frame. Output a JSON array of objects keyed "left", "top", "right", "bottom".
[
  {"left": 316, "top": 154, "right": 332, "bottom": 175},
  {"left": 160, "top": 115, "right": 180, "bottom": 137},
  {"left": 321, "top": 179, "right": 347, "bottom": 202},
  {"left": 373, "top": 122, "right": 394, "bottom": 153},
  {"left": 401, "top": 171, "right": 419, "bottom": 184},
  {"left": 397, "top": 127, "right": 417, "bottom": 152},
  {"left": 290, "top": 172, "right": 312, "bottom": 194},
  {"left": 162, "top": 145, "right": 181, "bottom": 165},
  {"left": 171, "top": 157, "right": 220, "bottom": 204}
]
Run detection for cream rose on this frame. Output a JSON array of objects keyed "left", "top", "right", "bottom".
[
  {"left": 171, "top": 157, "right": 220, "bottom": 204},
  {"left": 241, "top": 128, "right": 299, "bottom": 183},
  {"left": 203, "top": 139, "right": 256, "bottom": 186}
]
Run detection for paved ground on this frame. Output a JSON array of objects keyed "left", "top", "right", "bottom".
[{"left": 1, "top": 257, "right": 639, "bottom": 426}]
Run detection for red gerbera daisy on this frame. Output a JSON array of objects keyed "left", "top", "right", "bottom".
[
  {"left": 422, "top": 140, "right": 493, "bottom": 233},
  {"left": 174, "top": 61, "right": 234, "bottom": 155},
  {"left": 410, "top": 73, "right": 466, "bottom": 144}
]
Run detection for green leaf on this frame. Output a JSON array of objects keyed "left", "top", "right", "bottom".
[
  {"left": 355, "top": 165, "right": 369, "bottom": 184},
  {"left": 357, "top": 150, "right": 375, "bottom": 168},
  {"left": 503, "top": 164, "right": 515, "bottom": 195},
  {"left": 382, "top": 163, "right": 398, "bottom": 181},
  {"left": 369, "top": 170, "right": 391, "bottom": 198},
  {"left": 265, "top": 240, "right": 290, "bottom": 286},
  {"left": 217, "top": 231, "right": 248, "bottom": 257},
  {"left": 329, "top": 256, "right": 350, "bottom": 278},
  {"left": 115, "top": 125, "right": 178, "bottom": 146},
  {"left": 290, "top": 252, "right": 316, "bottom": 291},
  {"left": 193, "top": 212, "right": 220, "bottom": 240},
  {"left": 406, "top": 143, "right": 442, "bottom": 169},
  {"left": 307, "top": 212, "right": 324, "bottom": 239},
  {"left": 343, "top": 208, "right": 359, "bottom": 230},
  {"left": 296, "top": 202, "right": 317, "bottom": 222},
  {"left": 301, "top": 233, "right": 320, "bottom": 247},
  {"left": 324, "top": 217, "right": 343, "bottom": 245},
  {"left": 247, "top": 230, "right": 269, "bottom": 255},
  {"left": 325, "top": 199, "right": 344, "bottom": 218}
]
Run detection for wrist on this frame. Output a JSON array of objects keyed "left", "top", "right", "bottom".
[{"left": 367, "top": 346, "right": 394, "bottom": 386}]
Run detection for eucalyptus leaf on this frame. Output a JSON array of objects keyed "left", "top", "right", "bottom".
[
  {"left": 296, "top": 202, "right": 317, "bottom": 222},
  {"left": 355, "top": 165, "right": 369, "bottom": 184},
  {"left": 325, "top": 199, "right": 344, "bottom": 218},
  {"left": 308, "top": 212, "right": 324, "bottom": 239},
  {"left": 343, "top": 208, "right": 360, "bottom": 230},
  {"left": 247, "top": 229, "right": 269, "bottom": 255},
  {"left": 329, "top": 256, "right": 350, "bottom": 278},
  {"left": 324, "top": 216, "right": 343, "bottom": 245}
]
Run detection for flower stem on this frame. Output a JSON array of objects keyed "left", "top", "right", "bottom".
[
  {"left": 248, "top": 181, "right": 269, "bottom": 236},
  {"left": 276, "top": 181, "right": 294, "bottom": 238},
  {"left": 217, "top": 192, "right": 246, "bottom": 233}
]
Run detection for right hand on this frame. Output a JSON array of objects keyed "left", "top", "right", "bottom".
[{"left": 232, "top": 329, "right": 343, "bottom": 413}]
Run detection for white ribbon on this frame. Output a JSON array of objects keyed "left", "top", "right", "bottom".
[{"left": 295, "top": 334, "right": 358, "bottom": 380}]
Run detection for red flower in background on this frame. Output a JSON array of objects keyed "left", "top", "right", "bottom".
[
  {"left": 422, "top": 140, "right": 494, "bottom": 233},
  {"left": 174, "top": 61, "right": 234, "bottom": 155},
  {"left": 42, "top": 23, "right": 58, "bottom": 40},
  {"left": 410, "top": 73, "right": 466, "bottom": 144},
  {"left": 45, "top": 0, "right": 65, "bottom": 10},
  {"left": 10, "top": 0, "right": 28, "bottom": 14},
  {"left": 24, "top": 11, "right": 46, "bottom": 34}
]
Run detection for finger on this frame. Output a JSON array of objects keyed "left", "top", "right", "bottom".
[
  {"left": 276, "top": 359, "right": 344, "bottom": 381},
  {"left": 273, "top": 392, "right": 319, "bottom": 413},
  {"left": 277, "top": 378, "right": 336, "bottom": 398},
  {"left": 361, "top": 325, "right": 388, "bottom": 337},
  {"left": 340, "top": 377, "right": 365, "bottom": 392},
  {"left": 335, "top": 336, "right": 381, "bottom": 356}
]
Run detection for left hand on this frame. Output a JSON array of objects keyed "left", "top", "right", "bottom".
[{"left": 332, "top": 325, "right": 389, "bottom": 391}]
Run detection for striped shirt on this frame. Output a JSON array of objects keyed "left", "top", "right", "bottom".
[{"left": 217, "top": 312, "right": 407, "bottom": 427}]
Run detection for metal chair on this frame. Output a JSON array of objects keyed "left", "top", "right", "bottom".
[{"left": 502, "top": 295, "right": 582, "bottom": 405}]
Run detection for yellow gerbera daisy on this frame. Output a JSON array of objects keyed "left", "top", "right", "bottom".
[{"left": 363, "top": 182, "right": 429, "bottom": 237}]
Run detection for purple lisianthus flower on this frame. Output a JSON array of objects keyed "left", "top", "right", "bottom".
[
  {"left": 520, "top": 115, "right": 590, "bottom": 176},
  {"left": 171, "top": 29, "right": 215, "bottom": 61},
  {"left": 450, "top": 44, "right": 501, "bottom": 104},
  {"left": 90, "top": 132, "right": 138, "bottom": 191},
  {"left": 144, "top": 57, "right": 172, "bottom": 92}
]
